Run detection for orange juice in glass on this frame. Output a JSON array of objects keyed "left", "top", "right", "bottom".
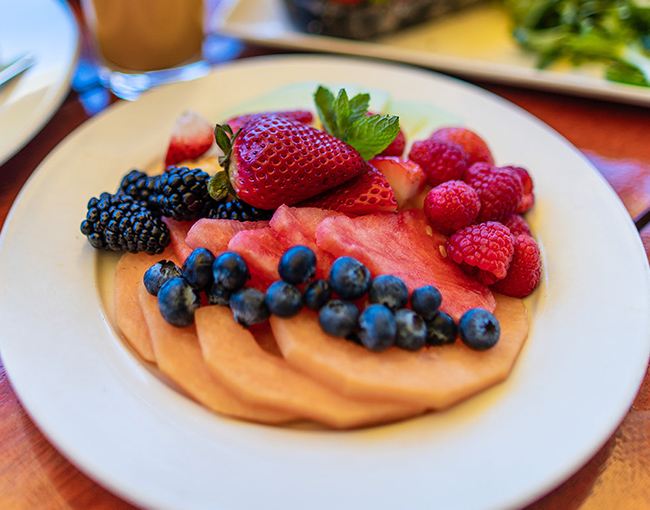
[{"left": 82, "top": 0, "right": 210, "bottom": 99}]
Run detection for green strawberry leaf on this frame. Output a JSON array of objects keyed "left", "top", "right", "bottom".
[
  {"left": 347, "top": 114, "right": 401, "bottom": 161},
  {"left": 207, "top": 170, "right": 233, "bottom": 202},
  {"left": 313, "top": 85, "right": 399, "bottom": 160}
]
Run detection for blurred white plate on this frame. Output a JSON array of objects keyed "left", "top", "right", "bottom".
[
  {"left": 0, "top": 0, "right": 79, "bottom": 166},
  {"left": 214, "top": 0, "right": 650, "bottom": 106},
  {"left": 1, "top": 55, "right": 649, "bottom": 510}
]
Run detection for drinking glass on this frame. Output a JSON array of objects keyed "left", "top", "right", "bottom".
[{"left": 81, "top": 0, "right": 211, "bottom": 100}]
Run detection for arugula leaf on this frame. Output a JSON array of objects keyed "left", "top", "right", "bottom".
[
  {"left": 504, "top": 0, "right": 650, "bottom": 88},
  {"left": 313, "top": 85, "right": 399, "bottom": 160}
]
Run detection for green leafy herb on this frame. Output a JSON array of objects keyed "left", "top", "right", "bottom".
[
  {"left": 503, "top": 0, "right": 650, "bottom": 87},
  {"left": 314, "top": 85, "right": 400, "bottom": 160}
]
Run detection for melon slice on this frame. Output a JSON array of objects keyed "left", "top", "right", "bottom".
[
  {"left": 271, "top": 294, "right": 528, "bottom": 409},
  {"left": 114, "top": 250, "right": 171, "bottom": 363},
  {"left": 227, "top": 227, "right": 284, "bottom": 290},
  {"left": 316, "top": 209, "right": 496, "bottom": 320},
  {"left": 162, "top": 217, "right": 194, "bottom": 263},
  {"left": 269, "top": 205, "right": 342, "bottom": 280},
  {"left": 248, "top": 321, "right": 283, "bottom": 357},
  {"left": 195, "top": 305, "right": 425, "bottom": 429},
  {"left": 138, "top": 282, "right": 296, "bottom": 425},
  {"left": 185, "top": 218, "right": 270, "bottom": 256}
]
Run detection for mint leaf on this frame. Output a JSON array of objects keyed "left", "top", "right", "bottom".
[
  {"left": 333, "top": 89, "right": 351, "bottom": 140},
  {"left": 314, "top": 86, "right": 336, "bottom": 136},
  {"left": 348, "top": 92, "right": 370, "bottom": 125},
  {"left": 347, "top": 114, "right": 400, "bottom": 161},
  {"left": 313, "top": 85, "right": 399, "bottom": 160}
]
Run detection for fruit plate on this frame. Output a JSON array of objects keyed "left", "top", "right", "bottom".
[
  {"left": 1, "top": 55, "right": 649, "bottom": 510},
  {"left": 212, "top": 0, "right": 650, "bottom": 106},
  {"left": 0, "top": 0, "right": 79, "bottom": 166}
]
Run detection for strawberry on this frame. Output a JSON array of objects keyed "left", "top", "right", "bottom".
[
  {"left": 224, "top": 110, "right": 314, "bottom": 134},
  {"left": 210, "top": 86, "right": 401, "bottom": 211},
  {"left": 164, "top": 110, "right": 214, "bottom": 167},
  {"left": 212, "top": 115, "right": 366, "bottom": 210},
  {"left": 368, "top": 156, "right": 425, "bottom": 208},
  {"left": 431, "top": 127, "right": 494, "bottom": 166},
  {"left": 299, "top": 164, "right": 397, "bottom": 215}
]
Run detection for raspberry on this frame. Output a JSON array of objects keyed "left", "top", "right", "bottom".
[
  {"left": 408, "top": 139, "right": 470, "bottom": 186},
  {"left": 502, "top": 165, "right": 535, "bottom": 213},
  {"left": 445, "top": 221, "right": 514, "bottom": 285},
  {"left": 464, "top": 162, "right": 524, "bottom": 223},
  {"left": 431, "top": 127, "right": 494, "bottom": 166},
  {"left": 501, "top": 213, "right": 532, "bottom": 237},
  {"left": 423, "top": 180, "right": 480, "bottom": 235},
  {"left": 491, "top": 234, "right": 542, "bottom": 298}
]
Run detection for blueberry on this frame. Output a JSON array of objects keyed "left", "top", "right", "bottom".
[
  {"left": 229, "top": 287, "right": 270, "bottom": 327},
  {"left": 411, "top": 285, "right": 442, "bottom": 320},
  {"left": 182, "top": 248, "right": 215, "bottom": 290},
  {"left": 358, "top": 304, "right": 396, "bottom": 352},
  {"left": 206, "top": 281, "right": 231, "bottom": 306},
  {"left": 425, "top": 311, "right": 458, "bottom": 346},
  {"left": 394, "top": 309, "right": 427, "bottom": 351},
  {"left": 318, "top": 300, "right": 359, "bottom": 337},
  {"left": 458, "top": 308, "right": 501, "bottom": 351},
  {"left": 278, "top": 245, "right": 317, "bottom": 285},
  {"left": 303, "top": 279, "right": 332, "bottom": 310},
  {"left": 368, "top": 275, "right": 409, "bottom": 311},
  {"left": 329, "top": 256, "right": 371, "bottom": 300},
  {"left": 157, "top": 277, "right": 201, "bottom": 327},
  {"left": 143, "top": 259, "right": 182, "bottom": 296},
  {"left": 213, "top": 251, "right": 250, "bottom": 291},
  {"left": 265, "top": 281, "right": 303, "bottom": 317}
]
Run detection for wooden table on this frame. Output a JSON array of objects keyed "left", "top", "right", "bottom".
[{"left": 1, "top": 2, "right": 650, "bottom": 509}]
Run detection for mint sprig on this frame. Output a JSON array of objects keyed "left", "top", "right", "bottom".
[{"left": 314, "top": 85, "right": 400, "bottom": 161}]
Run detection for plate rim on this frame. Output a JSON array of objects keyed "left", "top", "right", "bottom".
[
  {"left": 0, "top": 0, "right": 80, "bottom": 166},
  {"left": 1, "top": 53, "right": 650, "bottom": 510}
]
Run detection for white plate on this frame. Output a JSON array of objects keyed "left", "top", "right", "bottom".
[
  {"left": 1, "top": 55, "right": 649, "bottom": 510},
  {"left": 0, "top": 0, "right": 79, "bottom": 166},
  {"left": 213, "top": 0, "right": 650, "bottom": 106}
]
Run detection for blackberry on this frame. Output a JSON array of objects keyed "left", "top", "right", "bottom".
[
  {"left": 150, "top": 166, "right": 212, "bottom": 221},
  {"left": 119, "top": 169, "right": 156, "bottom": 204},
  {"left": 80, "top": 193, "right": 170, "bottom": 255},
  {"left": 205, "top": 198, "right": 273, "bottom": 222}
]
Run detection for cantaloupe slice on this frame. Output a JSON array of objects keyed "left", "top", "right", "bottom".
[
  {"left": 195, "top": 305, "right": 425, "bottom": 429},
  {"left": 270, "top": 294, "right": 529, "bottom": 409},
  {"left": 114, "top": 250, "right": 168, "bottom": 363},
  {"left": 138, "top": 283, "right": 297, "bottom": 425}
]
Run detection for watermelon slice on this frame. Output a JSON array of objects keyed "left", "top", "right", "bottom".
[
  {"left": 162, "top": 217, "right": 194, "bottom": 263},
  {"left": 228, "top": 227, "right": 285, "bottom": 290},
  {"left": 185, "top": 218, "right": 269, "bottom": 256},
  {"left": 269, "top": 205, "right": 342, "bottom": 280},
  {"left": 315, "top": 209, "right": 496, "bottom": 320}
]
